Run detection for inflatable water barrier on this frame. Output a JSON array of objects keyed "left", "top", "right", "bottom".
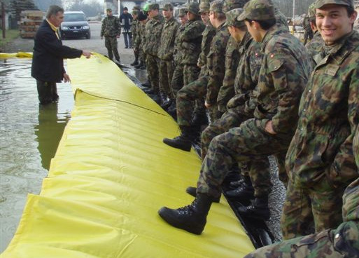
[{"left": 0, "top": 53, "right": 254, "bottom": 258}]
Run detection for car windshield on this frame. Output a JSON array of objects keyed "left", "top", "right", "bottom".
[{"left": 64, "top": 13, "right": 86, "bottom": 22}]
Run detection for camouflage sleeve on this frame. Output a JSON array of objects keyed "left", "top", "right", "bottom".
[
  {"left": 354, "top": 125, "right": 359, "bottom": 169},
  {"left": 101, "top": 18, "right": 106, "bottom": 37},
  {"left": 180, "top": 21, "right": 204, "bottom": 42},
  {"left": 217, "top": 39, "right": 239, "bottom": 112},
  {"left": 206, "top": 32, "right": 229, "bottom": 105},
  {"left": 331, "top": 66, "right": 359, "bottom": 184},
  {"left": 116, "top": 17, "right": 122, "bottom": 35},
  {"left": 268, "top": 47, "right": 306, "bottom": 134}
]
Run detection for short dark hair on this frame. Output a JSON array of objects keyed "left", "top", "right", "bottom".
[
  {"left": 345, "top": 5, "right": 355, "bottom": 16},
  {"left": 46, "top": 5, "right": 64, "bottom": 19},
  {"left": 246, "top": 18, "right": 276, "bottom": 30}
]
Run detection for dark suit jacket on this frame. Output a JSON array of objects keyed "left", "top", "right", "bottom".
[{"left": 31, "top": 19, "right": 83, "bottom": 82}]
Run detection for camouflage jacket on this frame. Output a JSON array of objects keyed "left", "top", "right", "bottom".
[
  {"left": 144, "top": 14, "right": 164, "bottom": 56},
  {"left": 254, "top": 25, "right": 311, "bottom": 135},
  {"left": 227, "top": 32, "right": 262, "bottom": 118},
  {"left": 206, "top": 22, "right": 230, "bottom": 105},
  {"left": 134, "top": 21, "right": 142, "bottom": 49},
  {"left": 180, "top": 18, "right": 205, "bottom": 65},
  {"left": 217, "top": 36, "right": 240, "bottom": 113},
  {"left": 286, "top": 31, "right": 359, "bottom": 188},
  {"left": 354, "top": 125, "right": 359, "bottom": 169},
  {"left": 198, "top": 23, "right": 216, "bottom": 69},
  {"left": 173, "top": 23, "right": 186, "bottom": 65},
  {"left": 158, "top": 17, "right": 180, "bottom": 61},
  {"left": 132, "top": 19, "right": 138, "bottom": 45},
  {"left": 101, "top": 15, "right": 121, "bottom": 37},
  {"left": 306, "top": 31, "right": 324, "bottom": 67}
]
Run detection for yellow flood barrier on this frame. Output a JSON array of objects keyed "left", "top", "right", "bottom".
[{"left": 1, "top": 53, "right": 254, "bottom": 258}]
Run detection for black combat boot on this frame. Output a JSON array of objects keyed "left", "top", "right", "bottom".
[
  {"left": 158, "top": 193, "right": 214, "bottom": 235},
  {"left": 163, "top": 126, "right": 194, "bottom": 151},
  {"left": 191, "top": 110, "right": 208, "bottom": 128},
  {"left": 237, "top": 196, "right": 270, "bottom": 221},
  {"left": 134, "top": 61, "right": 143, "bottom": 69},
  {"left": 225, "top": 176, "right": 254, "bottom": 200},
  {"left": 186, "top": 186, "right": 220, "bottom": 203},
  {"left": 130, "top": 59, "right": 139, "bottom": 66},
  {"left": 142, "top": 81, "right": 151, "bottom": 88},
  {"left": 161, "top": 98, "right": 173, "bottom": 111}
]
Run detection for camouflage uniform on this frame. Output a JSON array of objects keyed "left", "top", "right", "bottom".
[
  {"left": 101, "top": 14, "right": 121, "bottom": 61},
  {"left": 138, "top": 20, "right": 147, "bottom": 66},
  {"left": 306, "top": 31, "right": 324, "bottom": 67},
  {"left": 282, "top": 24, "right": 359, "bottom": 239},
  {"left": 180, "top": 3, "right": 205, "bottom": 86},
  {"left": 144, "top": 7, "right": 164, "bottom": 93},
  {"left": 131, "top": 11, "right": 139, "bottom": 63},
  {"left": 171, "top": 17, "right": 187, "bottom": 96},
  {"left": 158, "top": 8, "right": 180, "bottom": 100},
  {"left": 196, "top": 1, "right": 311, "bottom": 201},
  {"left": 244, "top": 178, "right": 359, "bottom": 258},
  {"left": 177, "top": 1, "right": 230, "bottom": 127}
]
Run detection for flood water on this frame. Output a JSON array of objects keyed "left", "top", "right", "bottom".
[{"left": 0, "top": 58, "right": 74, "bottom": 252}]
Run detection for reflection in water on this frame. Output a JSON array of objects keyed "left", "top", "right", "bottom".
[
  {"left": 0, "top": 58, "right": 73, "bottom": 253},
  {"left": 34, "top": 103, "right": 69, "bottom": 170}
]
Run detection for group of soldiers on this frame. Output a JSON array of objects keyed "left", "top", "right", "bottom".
[{"left": 128, "top": 0, "right": 358, "bottom": 256}]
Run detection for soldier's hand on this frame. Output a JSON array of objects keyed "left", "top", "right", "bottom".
[
  {"left": 264, "top": 120, "right": 276, "bottom": 135},
  {"left": 63, "top": 73, "right": 71, "bottom": 83},
  {"left": 205, "top": 101, "right": 212, "bottom": 108},
  {"left": 82, "top": 51, "right": 92, "bottom": 59}
]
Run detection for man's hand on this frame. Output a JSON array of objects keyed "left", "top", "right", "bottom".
[
  {"left": 264, "top": 120, "right": 276, "bottom": 135},
  {"left": 82, "top": 51, "right": 92, "bottom": 59},
  {"left": 63, "top": 73, "right": 71, "bottom": 83},
  {"left": 205, "top": 101, "right": 212, "bottom": 108}
]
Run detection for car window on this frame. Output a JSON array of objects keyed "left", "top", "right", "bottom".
[{"left": 64, "top": 13, "right": 86, "bottom": 22}]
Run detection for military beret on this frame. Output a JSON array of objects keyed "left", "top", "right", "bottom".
[
  {"left": 148, "top": 3, "right": 160, "bottom": 11},
  {"left": 237, "top": 0, "right": 275, "bottom": 21},
  {"left": 178, "top": 8, "right": 187, "bottom": 17},
  {"left": 225, "top": 8, "right": 245, "bottom": 27},
  {"left": 162, "top": 3, "right": 174, "bottom": 11},
  {"left": 315, "top": 0, "right": 354, "bottom": 8},
  {"left": 223, "top": 0, "right": 246, "bottom": 13},
  {"left": 187, "top": 2, "right": 200, "bottom": 15},
  {"left": 210, "top": 0, "right": 225, "bottom": 13},
  {"left": 199, "top": 1, "right": 210, "bottom": 13}
]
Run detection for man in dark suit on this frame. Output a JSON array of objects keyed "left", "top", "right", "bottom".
[{"left": 31, "top": 5, "right": 91, "bottom": 105}]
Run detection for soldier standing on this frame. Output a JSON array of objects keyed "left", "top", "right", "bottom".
[
  {"left": 101, "top": 8, "right": 121, "bottom": 62},
  {"left": 282, "top": 0, "right": 359, "bottom": 240},
  {"left": 158, "top": 3, "right": 180, "bottom": 109},
  {"left": 158, "top": 0, "right": 311, "bottom": 235},
  {"left": 135, "top": 11, "right": 148, "bottom": 70},
  {"left": 163, "top": 0, "right": 230, "bottom": 152},
  {"left": 143, "top": 4, "right": 165, "bottom": 100},
  {"left": 131, "top": 8, "right": 139, "bottom": 66}
]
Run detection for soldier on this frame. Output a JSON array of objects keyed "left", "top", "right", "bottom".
[
  {"left": 170, "top": 8, "right": 188, "bottom": 108},
  {"left": 282, "top": 0, "right": 359, "bottom": 240},
  {"left": 244, "top": 177, "right": 359, "bottom": 258},
  {"left": 163, "top": 0, "right": 230, "bottom": 152},
  {"left": 135, "top": 11, "right": 148, "bottom": 70},
  {"left": 101, "top": 8, "right": 121, "bottom": 62},
  {"left": 130, "top": 8, "right": 139, "bottom": 66},
  {"left": 143, "top": 3, "right": 165, "bottom": 99},
  {"left": 303, "top": 13, "right": 314, "bottom": 45},
  {"left": 158, "top": 0, "right": 311, "bottom": 235},
  {"left": 305, "top": 3, "right": 325, "bottom": 67},
  {"left": 158, "top": 3, "right": 180, "bottom": 109}
]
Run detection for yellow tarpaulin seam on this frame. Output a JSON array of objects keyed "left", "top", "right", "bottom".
[{"left": 0, "top": 53, "right": 254, "bottom": 258}]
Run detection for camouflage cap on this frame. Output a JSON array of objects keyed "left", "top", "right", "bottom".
[
  {"left": 106, "top": 8, "right": 112, "bottom": 12},
  {"left": 162, "top": 3, "right": 174, "bottom": 11},
  {"left": 132, "top": 10, "right": 139, "bottom": 15},
  {"left": 133, "top": 5, "right": 140, "bottom": 11},
  {"left": 223, "top": 0, "right": 246, "bottom": 13},
  {"left": 224, "top": 8, "right": 245, "bottom": 27},
  {"left": 187, "top": 2, "right": 200, "bottom": 15},
  {"left": 148, "top": 3, "right": 160, "bottom": 10},
  {"left": 308, "top": 3, "right": 316, "bottom": 18},
  {"left": 237, "top": 0, "right": 274, "bottom": 21},
  {"left": 210, "top": 0, "right": 225, "bottom": 13},
  {"left": 199, "top": 1, "right": 210, "bottom": 13},
  {"left": 178, "top": 8, "right": 187, "bottom": 17},
  {"left": 315, "top": 0, "right": 354, "bottom": 8}
]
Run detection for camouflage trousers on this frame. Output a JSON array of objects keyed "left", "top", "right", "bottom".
[
  {"left": 197, "top": 118, "right": 291, "bottom": 199},
  {"left": 183, "top": 64, "right": 200, "bottom": 86},
  {"left": 171, "top": 64, "right": 184, "bottom": 97},
  {"left": 146, "top": 54, "right": 160, "bottom": 92},
  {"left": 176, "top": 75, "right": 222, "bottom": 127},
  {"left": 105, "top": 36, "right": 120, "bottom": 61},
  {"left": 159, "top": 59, "right": 175, "bottom": 99},
  {"left": 244, "top": 221, "right": 359, "bottom": 258},
  {"left": 281, "top": 177, "right": 346, "bottom": 240}
]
